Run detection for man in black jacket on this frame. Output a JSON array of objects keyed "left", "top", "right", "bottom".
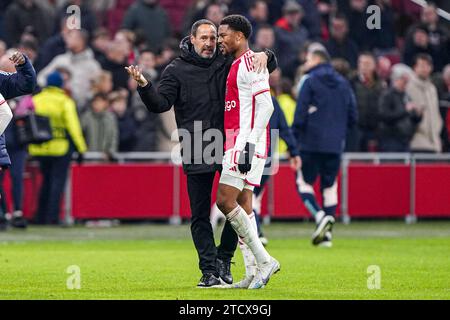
[{"left": 126, "top": 19, "right": 277, "bottom": 287}]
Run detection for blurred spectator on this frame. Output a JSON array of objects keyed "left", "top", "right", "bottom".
[
  {"left": 0, "top": 1, "right": 14, "bottom": 41},
  {"left": 403, "top": 25, "right": 443, "bottom": 72},
  {"left": 128, "top": 70, "right": 161, "bottom": 151},
  {"left": 91, "top": 27, "right": 111, "bottom": 63},
  {"left": 138, "top": 48, "right": 159, "bottom": 82},
  {"left": 110, "top": 90, "right": 137, "bottom": 152},
  {"left": 81, "top": 93, "right": 118, "bottom": 158},
  {"left": 34, "top": 17, "right": 70, "bottom": 73},
  {"left": 432, "top": 64, "right": 450, "bottom": 152},
  {"left": 205, "top": 3, "right": 227, "bottom": 27},
  {"left": 325, "top": 13, "right": 359, "bottom": 69},
  {"left": 275, "top": 1, "right": 309, "bottom": 75},
  {"left": 407, "top": 54, "right": 443, "bottom": 153},
  {"left": 105, "top": 0, "right": 135, "bottom": 37},
  {"left": 29, "top": 71, "right": 87, "bottom": 225},
  {"left": 252, "top": 24, "right": 276, "bottom": 54},
  {"left": 247, "top": 0, "right": 269, "bottom": 44},
  {"left": 92, "top": 70, "right": 114, "bottom": 96},
  {"left": 55, "top": 0, "right": 97, "bottom": 37},
  {"left": 419, "top": 2, "right": 449, "bottom": 69},
  {"left": 122, "top": 0, "right": 172, "bottom": 51},
  {"left": 98, "top": 40, "right": 130, "bottom": 90},
  {"left": 38, "top": 29, "right": 102, "bottom": 109},
  {"left": 347, "top": 0, "right": 371, "bottom": 51},
  {"left": 4, "top": 0, "right": 53, "bottom": 47},
  {"left": 17, "top": 38, "right": 38, "bottom": 64},
  {"left": 377, "top": 55, "right": 393, "bottom": 86},
  {"left": 378, "top": 63, "right": 422, "bottom": 152},
  {"left": 350, "top": 52, "right": 385, "bottom": 152},
  {"left": 114, "top": 29, "right": 137, "bottom": 65},
  {"left": 370, "top": 0, "right": 397, "bottom": 53},
  {"left": 331, "top": 58, "right": 351, "bottom": 79},
  {"left": 297, "top": 0, "right": 321, "bottom": 40}
]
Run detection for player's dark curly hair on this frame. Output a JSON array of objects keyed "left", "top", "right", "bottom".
[{"left": 220, "top": 15, "right": 253, "bottom": 39}]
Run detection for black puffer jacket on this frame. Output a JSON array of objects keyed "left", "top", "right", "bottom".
[
  {"left": 137, "top": 37, "right": 277, "bottom": 174},
  {"left": 377, "top": 88, "right": 422, "bottom": 143}
]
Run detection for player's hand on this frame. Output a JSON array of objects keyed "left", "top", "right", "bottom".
[
  {"left": 125, "top": 65, "right": 148, "bottom": 87},
  {"left": 250, "top": 52, "right": 268, "bottom": 74},
  {"left": 9, "top": 51, "right": 26, "bottom": 66},
  {"left": 237, "top": 143, "right": 255, "bottom": 174},
  {"left": 290, "top": 155, "right": 302, "bottom": 171}
]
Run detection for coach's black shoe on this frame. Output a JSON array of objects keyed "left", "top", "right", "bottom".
[
  {"left": 312, "top": 215, "right": 335, "bottom": 246},
  {"left": 216, "top": 258, "right": 233, "bottom": 284},
  {"left": 197, "top": 273, "right": 222, "bottom": 288},
  {"left": 0, "top": 216, "right": 8, "bottom": 231},
  {"left": 11, "top": 216, "right": 27, "bottom": 229}
]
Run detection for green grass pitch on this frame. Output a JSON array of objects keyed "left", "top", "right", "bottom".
[{"left": 0, "top": 222, "right": 449, "bottom": 300}]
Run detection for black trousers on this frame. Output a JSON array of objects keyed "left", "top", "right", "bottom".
[
  {"left": 187, "top": 171, "right": 238, "bottom": 275},
  {"left": 35, "top": 153, "right": 72, "bottom": 225}
]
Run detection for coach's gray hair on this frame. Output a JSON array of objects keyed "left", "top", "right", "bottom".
[{"left": 191, "top": 19, "right": 217, "bottom": 37}]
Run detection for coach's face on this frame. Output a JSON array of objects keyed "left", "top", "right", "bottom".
[
  {"left": 218, "top": 24, "right": 239, "bottom": 55},
  {"left": 191, "top": 24, "right": 217, "bottom": 59}
]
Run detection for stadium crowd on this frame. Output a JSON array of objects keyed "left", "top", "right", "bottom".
[{"left": 0, "top": 0, "right": 448, "bottom": 156}]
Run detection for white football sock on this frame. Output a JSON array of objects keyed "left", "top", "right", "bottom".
[
  {"left": 227, "top": 206, "right": 271, "bottom": 265},
  {"left": 315, "top": 210, "right": 325, "bottom": 224}
]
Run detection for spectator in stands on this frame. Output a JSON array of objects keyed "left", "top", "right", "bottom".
[
  {"left": 297, "top": 0, "right": 322, "bottom": 40},
  {"left": 17, "top": 38, "right": 38, "bottom": 64},
  {"left": 350, "top": 52, "right": 385, "bottom": 152},
  {"left": 92, "top": 70, "right": 114, "bottom": 96},
  {"left": 252, "top": 25, "right": 276, "bottom": 65},
  {"left": 433, "top": 64, "right": 450, "bottom": 152},
  {"left": 110, "top": 90, "right": 136, "bottom": 152},
  {"left": 205, "top": 3, "right": 227, "bottom": 27},
  {"left": 419, "top": 2, "right": 449, "bottom": 70},
  {"left": 81, "top": 93, "right": 118, "bottom": 159},
  {"left": 29, "top": 71, "right": 87, "bottom": 225},
  {"left": 34, "top": 17, "right": 70, "bottom": 73},
  {"left": 407, "top": 54, "right": 443, "bottom": 153},
  {"left": 122, "top": 0, "right": 171, "bottom": 51},
  {"left": 325, "top": 13, "right": 359, "bottom": 69},
  {"left": 4, "top": 0, "right": 53, "bottom": 47},
  {"left": 403, "top": 25, "right": 443, "bottom": 72},
  {"left": 247, "top": 0, "right": 269, "bottom": 44},
  {"left": 98, "top": 40, "right": 130, "bottom": 90},
  {"left": 128, "top": 70, "right": 161, "bottom": 152},
  {"left": 91, "top": 27, "right": 111, "bottom": 63},
  {"left": 378, "top": 63, "right": 422, "bottom": 152},
  {"left": 138, "top": 48, "right": 158, "bottom": 83},
  {"left": 104, "top": 0, "right": 135, "bottom": 37},
  {"left": 37, "top": 29, "right": 102, "bottom": 109},
  {"left": 275, "top": 1, "right": 309, "bottom": 75},
  {"left": 347, "top": 0, "right": 371, "bottom": 51},
  {"left": 370, "top": 0, "right": 397, "bottom": 53},
  {"left": 114, "top": 29, "right": 137, "bottom": 65}
]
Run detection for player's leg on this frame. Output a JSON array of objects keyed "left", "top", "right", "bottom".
[
  {"left": 216, "top": 181, "right": 272, "bottom": 268},
  {"left": 230, "top": 187, "right": 258, "bottom": 288},
  {"left": 296, "top": 152, "right": 323, "bottom": 223},
  {"left": 318, "top": 153, "right": 341, "bottom": 247},
  {"left": 253, "top": 172, "right": 271, "bottom": 245},
  {"left": 187, "top": 172, "right": 221, "bottom": 288}
]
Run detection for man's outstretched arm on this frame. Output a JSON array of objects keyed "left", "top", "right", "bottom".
[{"left": 126, "top": 65, "right": 179, "bottom": 114}]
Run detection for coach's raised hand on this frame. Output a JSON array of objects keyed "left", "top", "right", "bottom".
[
  {"left": 125, "top": 65, "right": 148, "bottom": 87},
  {"left": 9, "top": 51, "right": 26, "bottom": 66}
]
